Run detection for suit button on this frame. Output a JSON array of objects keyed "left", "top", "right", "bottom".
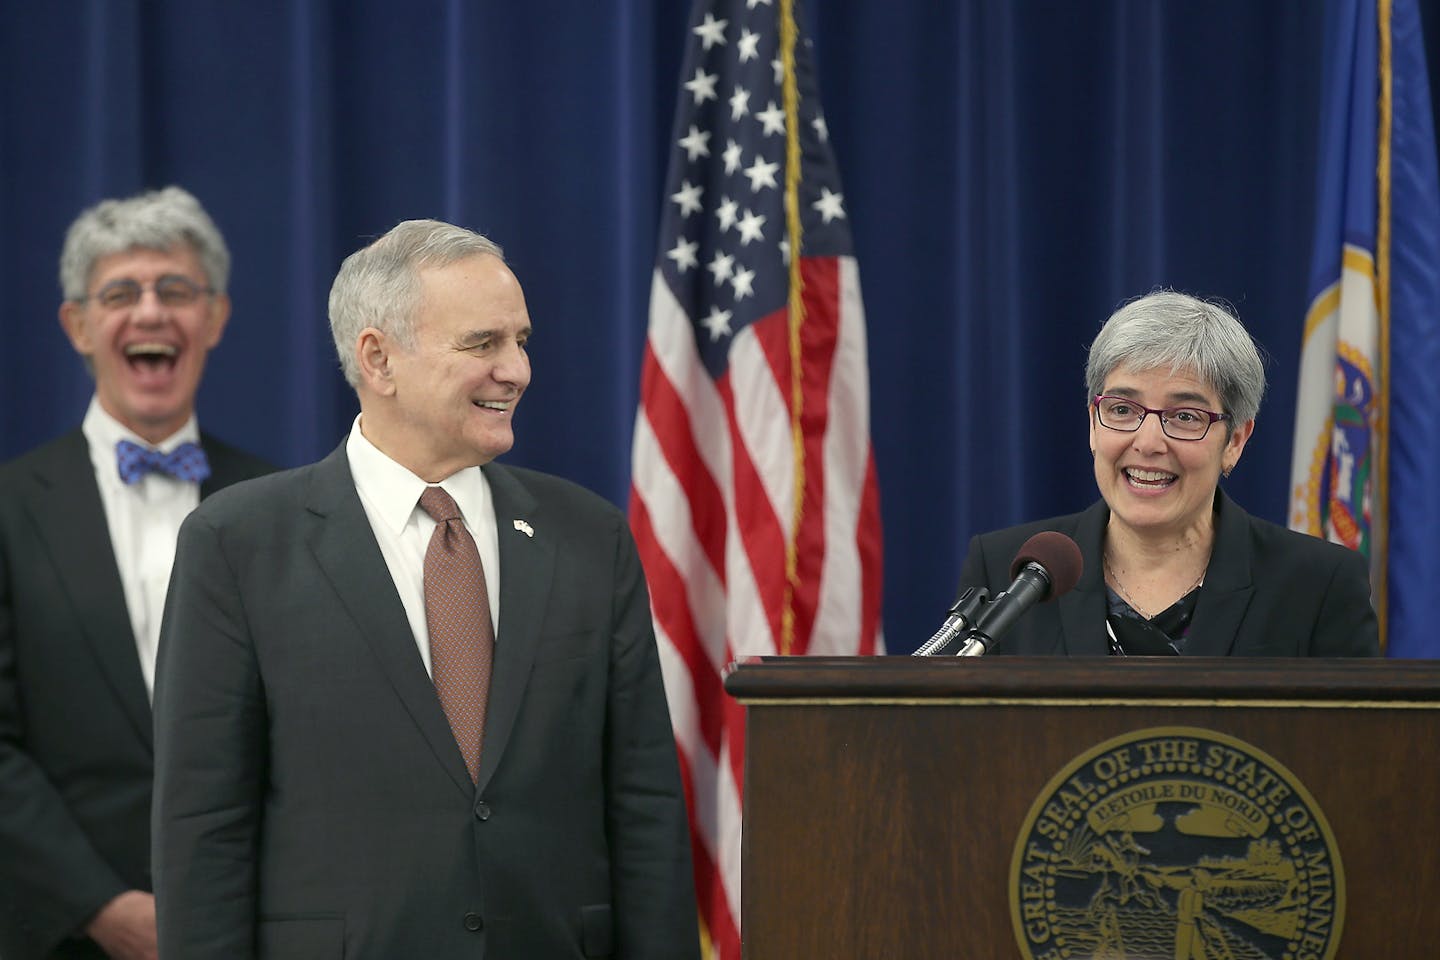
[
  {"left": 475, "top": 801, "right": 491, "bottom": 821},
  {"left": 463, "top": 912, "right": 483, "bottom": 932}
]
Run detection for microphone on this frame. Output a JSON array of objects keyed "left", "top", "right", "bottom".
[
  {"left": 955, "top": 532, "right": 1083, "bottom": 657},
  {"left": 912, "top": 587, "right": 989, "bottom": 656}
]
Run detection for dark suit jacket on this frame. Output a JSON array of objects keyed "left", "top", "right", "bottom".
[
  {"left": 0, "top": 428, "right": 273, "bottom": 960},
  {"left": 152, "top": 443, "right": 700, "bottom": 960},
  {"left": 956, "top": 490, "right": 1379, "bottom": 657}
]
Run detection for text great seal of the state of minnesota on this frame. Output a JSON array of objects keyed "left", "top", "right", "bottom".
[{"left": 1010, "top": 726, "right": 1344, "bottom": 960}]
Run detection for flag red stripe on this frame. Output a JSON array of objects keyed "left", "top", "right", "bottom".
[
  {"left": 628, "top": 490, "right": 725, "bottom": 755},
  {"left": 639, "top": 345, "right": 731, "bottom": 587},
  {"left": 745, "top": 259, "right": 844, "bottom": 655},
  {"left": 792, "top": 259, "right": 845, "bottom": 654},
  {"left": 638, "top": 342, "right": 729, "bottom": 584},
  {"left": 717, "top": 370, "right": 788, "bottom": 648},
  {"left": 673, "top": 731, "right": 740, "bottom": 958},
  {"left": 857, "top": 449, "right": 884, "bottom": 655}
]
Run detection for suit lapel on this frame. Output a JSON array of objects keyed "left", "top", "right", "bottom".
[
  {"left": 303, "top": 444, "right": 475, "bottom": 797},
  {"left": 475, "top": 463, "right": 555, "bottom": 793},
  {"left": 1185, "top": 491, "right": 1255, "bottom": 656},
  {"left": 22, "top": 432, "right": 153, "bottom": 747},
  {"left": 198, "top": 435, "right": 246, "bottom": 498},
  {"left": 1058, "top": 500, "right": 1113, "bottom": 656}
]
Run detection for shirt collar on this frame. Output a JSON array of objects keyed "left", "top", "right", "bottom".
[
  {"left": 346, "top": 415, "right": 491, "bottom": 534},
  {"left": 83, "top": 395, "right": 201, "bottom": 451},
  {"left": 82, "top": 396, "right": 202, "bottom": 482}
]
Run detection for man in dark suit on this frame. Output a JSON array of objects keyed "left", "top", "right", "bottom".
[
  {"left": 152, "top": 219, "right": 700, "bottom": 959},
  {"left": 0, "top": 187, "right": 273, "bottom": 960}
]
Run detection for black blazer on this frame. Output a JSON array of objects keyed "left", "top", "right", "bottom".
[
  {"left": 151, "top": 443, "right": 700, "bottom": 960},
  {"left": 956, "top": 490, "right": 1380, "bottom": 657},
  {"left": 0, "top": 428, "right": 273, "bottom": 960}
]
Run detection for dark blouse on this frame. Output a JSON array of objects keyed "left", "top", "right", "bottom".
[{"left": 1104, "top": 585, "right": 1200, "bottom": 656}]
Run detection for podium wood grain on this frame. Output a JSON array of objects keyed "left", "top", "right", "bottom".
[{"left": 726, "top": 657, "right": 1440, "bottom": 959}]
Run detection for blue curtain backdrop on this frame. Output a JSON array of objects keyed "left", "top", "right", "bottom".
[{"left": 3, "top": 1, "right": 1438, "bottom": 653}]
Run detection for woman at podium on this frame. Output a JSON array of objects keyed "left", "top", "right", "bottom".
[{"left": 955, "top": 290, "right": 1379, "bottom": 657}]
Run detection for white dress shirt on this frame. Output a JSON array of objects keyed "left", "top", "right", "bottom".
[
  {"left": 82, "top": 397, "right": 202, "bottom": 700},
  {"left": 346, "top": 416, "right": 501, "bottom": 676}
]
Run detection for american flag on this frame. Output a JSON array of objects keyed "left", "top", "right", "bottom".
[{"left": 628, "top": 0, "right": 884, "bottom": 955}]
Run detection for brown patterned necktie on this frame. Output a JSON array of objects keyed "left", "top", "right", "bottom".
[{"left": 418, "top": 486, "right": 494, "bottom": 783}]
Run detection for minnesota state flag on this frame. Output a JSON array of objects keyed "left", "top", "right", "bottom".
[{"left": 1289, "top": 0, "right": 1440, "bottom": 656}]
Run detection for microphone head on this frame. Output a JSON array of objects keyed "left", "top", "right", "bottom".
[{"left": 1009, "top": 532, "right": 1084, "bottom": 600}]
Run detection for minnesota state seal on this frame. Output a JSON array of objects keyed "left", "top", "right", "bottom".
[{"left": 1010, "top": 726, "right": 1344, "bottom": 960}]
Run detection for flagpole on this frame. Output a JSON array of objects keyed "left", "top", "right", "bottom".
[
  {"left": 1375, "top": 0, "right": 1392, "bottom": 647},
  {"left": 779, "top": 0, "right": 805, "bottom": 656}
]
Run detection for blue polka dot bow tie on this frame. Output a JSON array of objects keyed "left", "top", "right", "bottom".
[{"left": 115, "top": 439, "right": 212, "bottom": 485}]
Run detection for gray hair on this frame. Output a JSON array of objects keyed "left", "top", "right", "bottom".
[
  {"left": 1085, "top": 290, "right": 1267, "bottom": 427},
  {"left": 329, "top": 219, "right": 505, "bottom": 386},
  {"left": 59, "top": 186, "right": 230, "bottom": 299}
]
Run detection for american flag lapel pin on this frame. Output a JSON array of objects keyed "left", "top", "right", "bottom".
[{"left": 513, "top": 519, "right": 534, "bottom": 538}]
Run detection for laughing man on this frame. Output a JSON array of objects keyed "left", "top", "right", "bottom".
[{"left": 0, "top": 186, "right": 272, "bottom": 960}]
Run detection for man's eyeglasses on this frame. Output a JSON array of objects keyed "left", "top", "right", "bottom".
[
  {"left": 1092, "top": 395, "right": 1230, "bottom": 441},
  {"left": 79, "top": 275, "right": 213, "bottom": 311}
]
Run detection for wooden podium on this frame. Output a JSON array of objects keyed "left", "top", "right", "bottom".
[{"left": 724, "top": 656, "right": 1440, "bottom": 959}]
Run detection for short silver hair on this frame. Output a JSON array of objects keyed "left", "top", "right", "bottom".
[
  {"left": 328, "top": 219, "right": 506, "bottom": 387},
  {"left": 1085, "top": 290, "right": 1267, "bottom": 427},
  {"left": 59, "top": 186, "right": 230, "bottom": 299}
]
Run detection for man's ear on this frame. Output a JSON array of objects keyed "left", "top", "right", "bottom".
[
  {"left": 58, "top": 300, "right": 94, "bottom": 355},
  {"left": 355, "top": 327, "right": 397, "bottom": 396},
  {"left": 202, "top": 293, "right": 232, "bottom": 349}
]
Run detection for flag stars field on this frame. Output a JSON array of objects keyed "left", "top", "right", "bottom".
[
  {"left": 742, "top": 155, "right": 778, "bottom": 191},
  {"left": 755, "top": 101, "right": 786, "bottom": 136},
  {"left": 723, "top": 139, "right": 744, "bottom": 174},
  {"left": 716, "top": 197, "right": 740, "bottom": 232},
  {"left": 737, "top": 28, "right": 760, "bottom": 62},
  {"left": 685, "top": 68, "right": 718, "bottom": 104},
  {"left": 679, "top": 125, "right": 712, "bottom": 161},
  {"left": 671, "top": 180, "right": 704, "bottom": 217},
  {"left": 812, "top": 187, "right": 845, "bottom": 223},
  {"left": 693, "top": 13, "right": 728, "bottom": 49},
  {"left": 707, "top": 250, "right": 734, "bottom": 284},
  {"left": 736, "top": 209, "right": 765, "bottom": 245},
  {"left": 701, "top": 305, "right": 733, "bottom": 341},
  {"left": 731, "top": 266, "right": 755, "bottom": 300},
  {"left": 729, "top": 87, "right": 751, "bottom": 121},
  {"left": 667, "top": 237, "right": 700, "bottom": 272}
]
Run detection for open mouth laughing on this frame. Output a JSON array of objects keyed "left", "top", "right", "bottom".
[
  {"left": 1124, "top": 467, "right": 1177, "bottom": 489},
  {"left": 124, "top": 342, "right": 180, "bottom": 375}
]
